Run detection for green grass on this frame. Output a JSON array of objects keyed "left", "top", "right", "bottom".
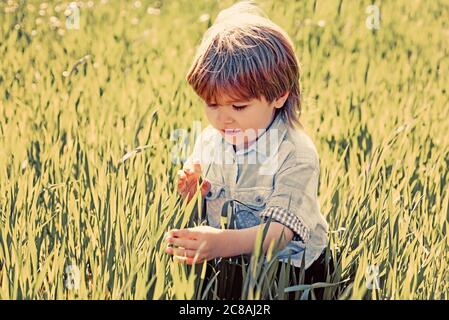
[{"left": 0, "top": 0, "right": 448, "bottom": 299}]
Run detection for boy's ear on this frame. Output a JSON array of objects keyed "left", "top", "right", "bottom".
[{"left": 274, "top": 91, "right": 290, "bottom": 109}]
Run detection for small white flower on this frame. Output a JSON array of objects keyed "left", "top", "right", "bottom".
[
  {"left": 199, "top": 13, "right": 210, "bottom": 22},
  {"left": 21, "top": 160, "right": 28, "bottom": 171},
  {"left": 49, "top": 16, "right": 61, "bottom": 28},
  {"left": 317, "top": 19, "right": 326, "bottom": 27},
  {"left": 147, "top": 7, "right": 160, "bottom": 15}
]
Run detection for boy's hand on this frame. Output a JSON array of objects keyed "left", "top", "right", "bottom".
[
  {"left": 164, "top": 226, "right": 224, "bottom": 265},
  {"left": 177, "top": 162, "right": 211, "bottom": 203}
]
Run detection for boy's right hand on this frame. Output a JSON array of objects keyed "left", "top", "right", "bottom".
[{"left": 177, "top": 162, "right": 211, "bottom": 203}]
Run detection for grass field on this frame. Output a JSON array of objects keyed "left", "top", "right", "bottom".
[{"left": 0, "top": 0, "right": 448, "bottom": 299}]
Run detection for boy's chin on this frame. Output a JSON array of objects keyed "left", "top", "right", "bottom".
[{"left": 220, "top": 130, "right": 256, "bottom": 144}]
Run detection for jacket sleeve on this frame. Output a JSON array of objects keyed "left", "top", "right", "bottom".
[{"left": 259, "top": 155, "right": 320, "bottom": 244}]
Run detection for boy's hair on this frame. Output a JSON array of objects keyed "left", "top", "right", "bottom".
[{"left": 186, "top": 0, "right": 302, "bottom": 129}]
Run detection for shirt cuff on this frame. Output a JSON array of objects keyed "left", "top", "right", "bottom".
[{"left": 259, "top": 206, "right": 310, "bottom": 243}]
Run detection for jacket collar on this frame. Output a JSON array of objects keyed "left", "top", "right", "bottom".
[{"left": 221, "top": 113, "right": 289, "bottom": 160}]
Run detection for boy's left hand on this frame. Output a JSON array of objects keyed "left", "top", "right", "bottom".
[{"left": 164, "top": 226, "right": 224, "bottom": 265}]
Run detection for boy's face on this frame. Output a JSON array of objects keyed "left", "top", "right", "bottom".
[{"left": 204, "top": 92, "right": 289, "bottom": 149}]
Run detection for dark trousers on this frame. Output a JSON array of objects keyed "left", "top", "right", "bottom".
[{"left": 202, "top": 249, "right": 338, "bottom": 300}]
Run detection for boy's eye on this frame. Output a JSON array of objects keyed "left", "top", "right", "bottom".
[
  {"left": 206, "top": 104, "right": 248, "bottom": 111},
  {"left": 232, "top": 105, "right": 247, "bottom": 111}
]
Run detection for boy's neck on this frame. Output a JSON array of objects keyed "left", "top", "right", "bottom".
[{"left": 232, "top": 113, "right": 278, "bottom": 153}]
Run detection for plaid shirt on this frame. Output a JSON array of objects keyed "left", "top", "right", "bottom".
[{"left": 183, "top": 113, "right": 329, "bottom": 269}]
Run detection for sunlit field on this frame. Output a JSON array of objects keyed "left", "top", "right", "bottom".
[{"left": 0, "top": 0, "right": 448, "bottom": 299}]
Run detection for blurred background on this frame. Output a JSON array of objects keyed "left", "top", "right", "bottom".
[{"left": 0, "top": 0, "right": 448, "bottom": 299}]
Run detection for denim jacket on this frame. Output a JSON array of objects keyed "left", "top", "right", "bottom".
[{"left": 183, "top": 113, "right": 329, "bottom": 269}]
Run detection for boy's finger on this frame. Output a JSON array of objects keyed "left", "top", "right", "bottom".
[
  {"left": 165, "top": 229, "right": 178, "bottom": 239},
  {"left": 186, "top": 177, "right": 198, "bottom": 192},
  {"left": 177, "top": 170, "right": 187, "bottom": 179},
  {"left": 201, "top": 180, "right": 211, "bottom": 196},
  {"left": 186, "top": 171, "right": 199, "bottom": 183},
  {"left": 165, "top": 237, "right": 198, "bottom": 250},
  {"left": 192, "top": 162, "right": 202, "bottom": 174},
  {"left": 177, "top": 173, "right": 187, "bottom": 184},
  {"left": 184, "top": 165, "right": 194, "bottom": 175},
  {"left": 185, "top": 163, "right": 202, "bottom": 176},
  {"left": 185, "top": 169, "right": 200, "bottom": 181},
  {"left": 177, "top": 176, "right": 187, "bottom": 187},
  {"left": 178, "top": 182, "right": 187, "bottom": 195},
  {"left": 167, "top": 246, "right": 197, "bottom": 258},
  {"left": 177, "top": 176, "right": 187, "bottom": 194},
  {"left": 172, "top": 228, "right": 195, "bottom": 239}
]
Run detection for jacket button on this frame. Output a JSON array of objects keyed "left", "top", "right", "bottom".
[
  {"left": 206, "top": 191, "right": 212, "bottom": 197},
  {"left": 255, "top": 195, "right": 263, "bottom": 203}
]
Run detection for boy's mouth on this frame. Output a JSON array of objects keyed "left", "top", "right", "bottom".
[{"left": 221, "top": 129, "right": 242, "bottom": 136}]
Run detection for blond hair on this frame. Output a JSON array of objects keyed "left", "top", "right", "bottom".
[{"left": 186, "top": 0, "right": 302, "bottom": 129}]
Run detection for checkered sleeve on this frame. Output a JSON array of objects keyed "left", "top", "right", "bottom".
[{"left": 259, "top": 206, "right": 310, "bottom": 243}]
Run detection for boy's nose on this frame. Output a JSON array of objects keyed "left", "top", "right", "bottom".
[{"left": 216, "top": 108, "right": 235, "bottom": 124}]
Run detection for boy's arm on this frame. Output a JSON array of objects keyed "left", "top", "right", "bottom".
[
  {"left": 164, "top": 222, "right": 294, "bottom": 264},
  {"left": 219, "top": 222, "right": 294, "bottom": 258}
]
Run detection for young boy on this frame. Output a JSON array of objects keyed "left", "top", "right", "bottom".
[{"left": 165, "top": 1, "right": 334, "bottom": 299}]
